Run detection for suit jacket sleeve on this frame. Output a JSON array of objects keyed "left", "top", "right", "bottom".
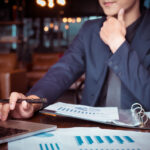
[
  {"left": 107, "top": 41, "right": 150, "bottom": 110},
  {"left": 26, "top": 24, "right": 86, "bottom": 106}
]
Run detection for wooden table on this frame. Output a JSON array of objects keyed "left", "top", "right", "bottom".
[{"left": 1, "top": 112, "right": 150, "bottom": 150}]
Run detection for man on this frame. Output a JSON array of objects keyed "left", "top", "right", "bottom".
[{"left": 0, "top": 0, "right": 150, "bottom": 121}]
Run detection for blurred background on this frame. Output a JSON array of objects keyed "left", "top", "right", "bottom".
[
  {"left": 0, "top": 0, "right": 103, "bottom": 57},
  {"left": 0, "top": 0, "right": 149, "bottom": 101}
]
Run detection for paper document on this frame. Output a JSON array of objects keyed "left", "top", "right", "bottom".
[
  {"left": 145, "top": 112, "right": 150, "bottom": 119},
  {"left": 44, "top": 102, "right": 119, "bottom": 122},
  {"left": 9, "top": 127, "right": 150, "bottom": 150}
]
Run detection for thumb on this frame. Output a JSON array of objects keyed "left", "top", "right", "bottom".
[
  {"left": 118, "top": 8, "right": 125, "bottom": 25},
  {"left": 22, "top": 101, "right": 31, "bottom": 111}
]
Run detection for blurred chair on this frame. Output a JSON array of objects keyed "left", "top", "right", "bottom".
[
  {"left": 0, "top": 53, "right": 27, "bottom": 98},
  {"left": 27, "top": 52, "right": 63, "bottom": 88}
]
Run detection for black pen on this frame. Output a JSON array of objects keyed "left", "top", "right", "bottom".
[{"left": 0, "top": 98, "right": 47, "bottom": 104}]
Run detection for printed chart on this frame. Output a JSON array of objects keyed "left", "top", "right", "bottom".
[
  {"left": 44, "top": 102, "right": 119, "bottom": 122},
  {"left": 9, "top": 127, "right": 150, "bottom": 150}
]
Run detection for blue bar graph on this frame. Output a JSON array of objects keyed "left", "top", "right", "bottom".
[
  {"left": 75, "top": 136, "right": 84, "bottom": 145},
  {"left": 57, "top": 107, "right": 63, "bottom": 110},
  {"left": 55, "top": 143, "right": 60, "bottom": 150},
  {"left": 50, "top": 143, "right": 54, "bottom": 150},
  {"left": 114, "top": 136, "right": 124, "bottom": 144},
  {"left": 123, "top": 136, "right": 135, "bottom": 143},
  {"left": 57, "top": 106, "right": 102, "bottom": 116},
  {"left": 104, "top": 136, "right": 114, "bottom": 144},
  {"left": 85, "top": 136, "right": 94, "bottom": 144},
  {"left": 74, "top": 135, "right": 139, "bottom": 149},
  {"left": 39, "top": 144, "right": 43, "bottom": 150},
  {"left": 45, "top": 144, "right": 49, "bottom": 150},
  {"left": 62, "top": 108, "right": 66, "bottom": 111},
  {"left": 95, "top": 136, "right": 104, "bottom": 143},
  {"left": 75, "top": 106, "right": 87, "bottom": 111},
  {"left": 66, "top": 108, "right": 70, "bottom": 111},
  {"left": 39, "top": 143, "right": 60, "bottom": 150}
]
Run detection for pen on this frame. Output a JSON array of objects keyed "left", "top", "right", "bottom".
[
  {"left": 40, "top": 109, "right": 57, "bottom": 117},
  {"left": 41, "top": 112, "right": 57, "bottom": 117},
  {"left": 0, "top": 98, "right": 47, "bottom": 104}
]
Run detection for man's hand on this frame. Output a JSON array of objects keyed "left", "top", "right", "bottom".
[
  {"left": 0, "top": 92, "right": 42, "bottom": 121},
  {"left": 100, "top": 8, "right": 126, "bottom": 53}
]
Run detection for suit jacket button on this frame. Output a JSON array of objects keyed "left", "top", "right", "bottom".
[{"left": 114, "top": 65, "right": 118, "bottom": 70}]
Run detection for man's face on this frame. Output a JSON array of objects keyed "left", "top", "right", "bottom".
[{"left": 98, "top": 0, "right": 139, "bottom": 16}]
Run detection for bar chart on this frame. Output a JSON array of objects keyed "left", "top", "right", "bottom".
[
  {"left": 45, "top": 102, "right": 119, "bottom": 122},
  {"left": 39, "top": 143, "right": 60, "bottom": 150},
  {"left": 9, "top": 127, "right": 149, "bottom": 150},
  {"left": 36, "top": 134, "right": 140, "bottom": 150},
  {"left": 37, "top": 135, "right": 139, "bottom": 150},
  {"left": 75, "top": 135, "right": 135, "bottom": 145}
]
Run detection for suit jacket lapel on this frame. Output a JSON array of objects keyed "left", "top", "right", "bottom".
[{"left": 131, "top": 10, "right": 150, "bottom": 61}]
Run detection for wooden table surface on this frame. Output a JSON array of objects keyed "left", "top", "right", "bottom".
[{"left": 1, "top": 112, "right": 150, "bottom": 150}]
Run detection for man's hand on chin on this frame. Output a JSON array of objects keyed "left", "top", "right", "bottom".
[{"left": 100, "top": 8, "right": 126, "bottom": 53}]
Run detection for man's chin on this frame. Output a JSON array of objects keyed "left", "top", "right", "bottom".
[{"left": 104, "top": 10, "right": 119, "bottom": 17}]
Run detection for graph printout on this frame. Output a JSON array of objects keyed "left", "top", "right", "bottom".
[
  {"left": 9, "top": 127, "right": 150, "bottom": 150},
  {"left": 44, "top": 102, "right": 119, "bottom": 122}
]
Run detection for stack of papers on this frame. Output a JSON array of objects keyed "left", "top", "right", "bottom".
[
  {"left": 42, "top": 102, "right": 119, "bottom": 123},
  {"left": 9, "top": 127, "right": 150, "bottom": 150}
]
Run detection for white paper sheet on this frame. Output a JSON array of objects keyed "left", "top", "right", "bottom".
[
  {"left": 145, "top": 112, "right": 150, "bottom": 118},
  {"left": 9, "top": 127, "right": 150, "bottom": 150},
  {"left": 44, "top": 102, "right": 119, "bottom": 122}
]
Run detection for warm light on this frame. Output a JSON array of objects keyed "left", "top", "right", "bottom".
[
  {"left": 36, "top": 0, "right": 66, "bottom": 8},
  {"left": 67, "top": 18, "right": 72, "bottom": 23},
  {"left": 44, "top": 26, "right": 49, "bottom": 32},
  {"left": 49, "top": 23, "right": 54, "bottom": 28},
  {"left": 54, "top": 25, "right": 59, "bottom": 31},
  {"left": 72, "top": 18, "right": 76, "bottom": 23},
  {"left": 4, "top": 0, "right": 9, "bottom": 4},
  {"left": 48, "top": 0, "right": 54, "bottom": 8},
  {"left": 12, "top": 5, "right": 17, "bottom": 10},
  {"left": 65, "top": 24, "right": 69, "bottom": 30},
  {"left": 36, "top": 0, "right": 46, "bottom": 7},
  {"left": 76, "top": 17, "right": 82, "bottom": 23},
  {"left": 57, "top": 0, "right": 66, "bottom": 6},
  {"left": 62, "top": 17, "right": 67, "bottom": 23}
]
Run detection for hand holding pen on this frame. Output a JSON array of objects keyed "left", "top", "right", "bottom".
[{"left": 0, "top": 92, "right": 47, "bottom": 121}]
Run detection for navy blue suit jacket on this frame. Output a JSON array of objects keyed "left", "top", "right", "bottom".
[{"left": 27, "top": 10, "right": 150, "bottom": 111}]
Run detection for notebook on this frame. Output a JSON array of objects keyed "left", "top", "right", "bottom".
[
  {"left": 0, "top": 120, "right": 57, "bottom": 144},
  {"left": 40, "top": 102, "right": 150, "bottom": 129}
]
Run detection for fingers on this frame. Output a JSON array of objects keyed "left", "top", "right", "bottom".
[
  {"left": 0, "top": 92, "right": 26, "bottom": 121},
  {"left": 9, "top": 92, "right": 26, "bottom": 110},
  {"left": 0, "top": 92, "right": 37, "bottom": 121},
  {"left": 117, "top": 8, "right": 125, "bottom": 25},
  {"left": 10, "top": 100, "right": 33, "bottom": 119},
  {"left": 17, "top": 101, "right": 34, "bottom": 119},
  {"left": 0, "top": 103, "right": 10, "bottom": 121},
  {"left": 0, "top": 103, "right": 2, "bottom": 119},
  {"left": 22, "top": 100, "right": 31, "bottom": 111},
  {"left": 10, "top": 93, "right": 39, "bottom": 119}
]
